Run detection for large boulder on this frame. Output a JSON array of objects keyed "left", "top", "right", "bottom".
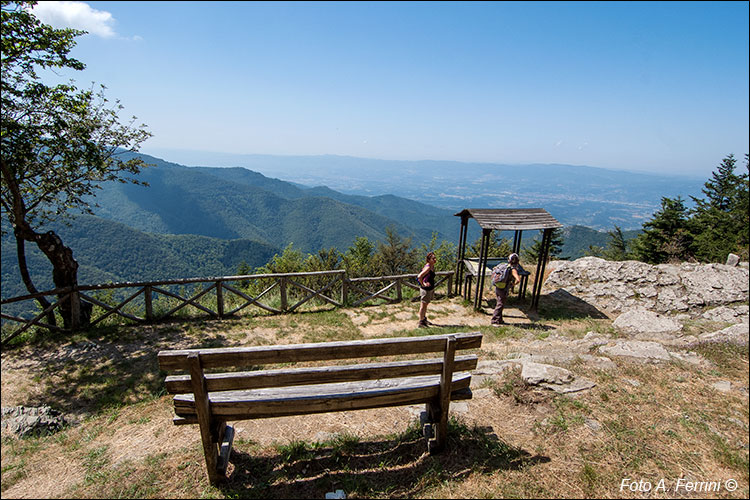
[
  {"left": 599, "top": 340, "right": 672, "bottom": 362},
  {"left": 613, "top": 307, "right": 683, "bottom": 335}
]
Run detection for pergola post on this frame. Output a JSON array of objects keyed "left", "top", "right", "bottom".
[
  {"left": 454, "top": 213, "right": 470, "bottom": 296},
  {"left": 512, "top": 230, "right": 523, "bottom": 255},
  {"left": 473, "top": 228, "right": 491, "bottom": 310},
  {"left": 531, "top": 228, "right": 553, "bottom": 310}
]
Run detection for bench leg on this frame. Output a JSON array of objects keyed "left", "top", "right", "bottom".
[
  {"left": 188, "top": 353, "right": 224, "bottom": 485},
  {"left": 216, "top": 422, "right": 235, "bottom": 477},
  {"left": 428, "top": 335, "right": 457, "bottom": 454},
  {"left": 424, "top": 400, "right": 448, "bottom": 454},
  {"left": 425, "top": 400, "right": 449, "bottom": 454}
]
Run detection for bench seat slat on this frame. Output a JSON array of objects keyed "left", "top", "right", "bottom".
[
  {"left": 173, "top": 373, "right": 471, "bottom": 420},
  {"left": 158, "top": 332, "right": 482, "bottom": 371},
  {"left": 165, "top": 355, "right": 478, "bottom": 394}
]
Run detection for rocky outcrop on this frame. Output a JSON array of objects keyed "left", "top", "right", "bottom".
[
  {"left": 545, "top": 257, "right": 749, "bottom": 315},
  {"left": 1, "top": 406, "right": 66, "bottom": 437}
]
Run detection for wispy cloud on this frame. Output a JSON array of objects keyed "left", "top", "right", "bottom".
[{"left": 30, "top": 1, "right": 119, "bottom": 39}]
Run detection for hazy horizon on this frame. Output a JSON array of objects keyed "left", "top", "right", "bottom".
[
  {"left": 30, "top": 1, "right": 748, "bottom": 179},
  {"left": 141, "top": 146, "right": 710, "bottom": 181}
]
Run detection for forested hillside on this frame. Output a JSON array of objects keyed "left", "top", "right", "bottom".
[
  {"left": 89, "top": 152, "right": 461, "bottom": 252},
  {"left": 1, "top": 215, "right": 278, "bottom": 300}
]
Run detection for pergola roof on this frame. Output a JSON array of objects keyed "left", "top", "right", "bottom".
[{"left": 454, "top": 208, "right": 562, "bottom": 231}]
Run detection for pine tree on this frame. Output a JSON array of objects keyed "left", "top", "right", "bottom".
[
  {"left": 522, "top": 228, "right": 564, "bottom": 264},
  {"left": 601, "top": 225, "right": 631, "bottom": 261},
  {"left": 633, "top": 196, "right": 693, "bottom": 264},
  {"left": 690, "top": 154, "right": 749, "bottom": 262}
]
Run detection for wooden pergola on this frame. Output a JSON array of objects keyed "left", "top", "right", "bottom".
[{"left": 454, "top": 208, "right": 562, "bottom": 311}]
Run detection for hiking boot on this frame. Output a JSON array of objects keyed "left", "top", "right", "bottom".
[{"left": 418, "top": 319, "right": 429, "bottom": 328}]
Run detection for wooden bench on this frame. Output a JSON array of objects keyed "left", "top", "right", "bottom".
[{"left": 158, "top": 332, "right": 483, "bottom": 484}]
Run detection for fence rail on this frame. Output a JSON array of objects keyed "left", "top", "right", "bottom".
[{"left": 1, "top": 269, "right": 454, "bottom": 346}]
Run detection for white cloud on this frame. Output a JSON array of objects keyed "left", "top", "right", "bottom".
[{"left": 30, "top": 1, "right": 117, "bottom": 38}]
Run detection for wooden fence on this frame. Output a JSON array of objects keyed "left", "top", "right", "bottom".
[{"left": 1, "top": 270, "right": 454, "bottom": 346}]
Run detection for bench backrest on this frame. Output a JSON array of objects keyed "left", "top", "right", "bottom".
[{"left": 158, "top": 332, "right": 482, "bottom": 396}]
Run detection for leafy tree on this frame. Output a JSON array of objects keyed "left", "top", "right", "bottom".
[
  {"left": 632, "top": 196, "right": 693, "bottom": 264},
  {"left": 522, "top": 228, "right": 564, "bottom": 264},
  {"left": 304, "top": 247, "right": 341, "bottom": 272},
  {"left": 690, "top": 154, "right": 749, "bottom": 261},
  {"left": 372, "top": 226, "right": 419, "bottom": 276},
  {"left": 341, "top": 236, "right": 376, "bottom": 278},
  {"left": 1, "top": 1, "right": 151, "bottom": 327},
  {"left": 255, "top": 243, "right": 305, "bottom": 274}
]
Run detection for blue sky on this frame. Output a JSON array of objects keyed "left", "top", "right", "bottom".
[{"left": 31, "top": 1, "right": 749, "bottom": 177}]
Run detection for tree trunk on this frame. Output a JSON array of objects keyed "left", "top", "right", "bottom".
[
  {"left": 14, "top": 231, "right": 57, "bottom": 327},
  {"left": 16, "top": 224, "right": 91, "bottom": 330}
]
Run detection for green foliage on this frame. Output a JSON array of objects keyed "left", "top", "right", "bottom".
[
  {"left": 372, "top": 226, "right": 420, "bottom": 275},
  {"left": 420, "top": 231, "right": 457, "bottom": 271},
  {"left": 523, "top": 228, "right": 565, "bottom": 264},
  {"left": 633, "top": 154, "right": 749, "bottom": 264},
  {"left": 466, "top": 232, "right": 512, "bottom": 259},
  {"left": 632, "top": 196, "right": 693, "bottom": 264},
  {"left": 255, "top": 243, "right": 306, "bottom": 274},
  {"left": 601, "top": 225, "right": 632, "bottom": 261},
  {"left": 690, "top": 154, "right": 749, "bottom": 261},
  {"left": 341, "top": 236, "right": 377, "bottom": 278},
  {"left": 1, "top": 1, "right": 151, "bottom": 230}
]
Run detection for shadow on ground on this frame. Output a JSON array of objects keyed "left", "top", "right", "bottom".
[{"left": 220, "top": 424, "right": 550, "bottom": 498}]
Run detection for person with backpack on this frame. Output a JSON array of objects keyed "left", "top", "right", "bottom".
[
  {"left": 491, "top": 253, "right": 522, "bottom": 325},
  {"left": 417, "top": 252, "right": 437, "bottom": 328}
]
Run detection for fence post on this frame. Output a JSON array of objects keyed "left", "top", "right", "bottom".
[
  {"left": 341, "top": 271, "right": 348, "bottom": 306},
  {"left": 70, "top": 289, "right": 81, "bottom": 330},
  {"left": 216, "top": 280, "right": 224, "bottom": 319},
  {"left": 145, "top": 285, "right": 153, "bottom": 321},
  {"left": 396, "top": 277, "right": 402, "bottom": 302},
  {"left": 446, "top": 273, "right": 453, "bottom": 297},
  {"left": 279, "top": 277, "right": 288, "bottom": 312}
]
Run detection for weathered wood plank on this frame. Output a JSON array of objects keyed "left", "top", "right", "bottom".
[
  {"left": 188, "top": 354, "right": 221, "bottom": 484},
  {"left": 286, "top": 276, "right": 343, "bottom": 311},
  {"left": 174, "top": 373, "right": 472, "bottom": 419},
  {"left": 220, "top": 282, "right": 281, "bottom": 315},
  {"left": 349, "top": 281, "right": 399, "bottom": 307},
  {"left": 158, "top": 332, "right": 482, "bottom": 371},
  {"left": 81, "top": 289, "right": 144, "bottom": 325},
  {"left": 165, "top": 355, "right": 478, "bottom": 394},
  {"left": 216, "top": 424, "right": 234, "bottom": 475},
  {"left": 155, "top": 283, "right": 218, "bottom": 318},
  {"left": 433, "top": 335, "right": 457, "bottom": 452}
]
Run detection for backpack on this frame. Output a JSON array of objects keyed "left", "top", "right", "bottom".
[{"left": 491, "top": 263, "right": 512, "bottom": 289}]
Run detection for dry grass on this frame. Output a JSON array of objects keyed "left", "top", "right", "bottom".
[{"left": 1, "top": 297, "right": 748, "bottom": 499}]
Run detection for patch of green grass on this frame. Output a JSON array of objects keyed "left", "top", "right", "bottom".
[
  {"left": 274, "top": 439, "right": 313, "bottom": 464},
  {"left": 692, "top": 341, "right": 748, "bottom": 378},
  {"left": 82, "top": 445, "right": 110, "bottom": 485}
]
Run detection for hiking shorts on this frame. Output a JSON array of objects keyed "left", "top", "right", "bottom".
[{"left": 420, "top": 288, "right": 435, "bottom": 304}]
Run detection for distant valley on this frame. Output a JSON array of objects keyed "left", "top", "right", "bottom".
[
  {"left": 148, "top": 149, "right": 705, "bottom": 230},
  {"left": 3, "top": 151, "right": 671, "bottom": 303}
]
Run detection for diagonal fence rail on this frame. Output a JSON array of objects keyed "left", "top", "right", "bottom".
[{"left": 1, "top": 270, "right": 454, "bottom": 346}]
